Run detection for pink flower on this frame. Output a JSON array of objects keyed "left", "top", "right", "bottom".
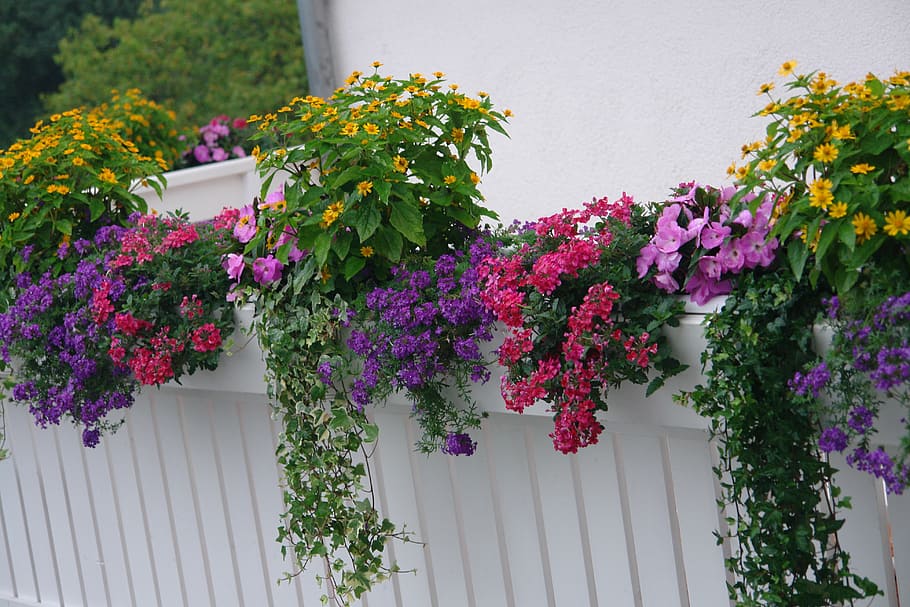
[
  {"left": 222, "top": 253, "right": 245, "bottom": 280},
  {"left": 252, "top": 255, "right": 283, "bottom": 285},
  {"left": 193, "top": 144, "right": 212, "bottom": 163},
  {"left": 191, "top": 323, "right": 222, "bottom": 352},
  {"left": 700, "top": 222, "right": 731, "bottom": 249},
  {"left": 211, "top": 147, "right": 228, "bottom": 162},
  {"left": 717, "top": 239, "right": 745, "bottom": 273},
  {"left": 232, "top": 146, "right": 246, "bottom": 158},
  {"left": 233, "top": 205, "right": 257, "bottom": 243}
]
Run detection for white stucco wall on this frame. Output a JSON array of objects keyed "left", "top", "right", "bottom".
[{"left": 325, "top": 0, "right": 910, "bottom": 222}]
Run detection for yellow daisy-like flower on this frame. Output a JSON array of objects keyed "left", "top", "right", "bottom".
[
  {"left": 310, "top": 122, "right": 326, "bottom": 133},
  {"left": 778, "top": 60, "right": 798, "bottom": 77},
  {"left": 341, "top": 122, "right": 359, "bottom": 136},
  {"left": 808, "top": 177, "right": 832, "bottom": 196},
  {"left": 451, "top": 128, "right": 464, "bottom": 143},
  {"left": 813, "top": 143, "right": 839, "bottom": 163},
  {"left": 850, "top": 163, "right": 876, "bottom": 175},
  {"left": 356, "top": 180, "right": 373, "bottom": 196},
  {"left": 809, "top": 189, "right": 833, "bottom": 210},
  {"left": 433, "top": 71, "right": 445, "bottom": 78},
  {"left": 828, "top": 201, "right": 848, "bottom": 219},
  {"left": 757, "top": 82, "right": 775, "bottom": 95},
  {"left": 757, "top": 159, "right": 777, "bottom": 172},
  {"left": 360, "top": 246, "right": 374, "bottom": 258},
  {"left": 470, "top": 172, "right": 480, "bottom": 185},
  {"left": 852, "top": 212, "right": 878, "bottom": 243},
  {"left": 98, "top": 168, "right": 117, "bottom": 184},
  {"left": 320, "top": 266, "right": 331, "bottom": 283},
  {"left": 363, "top": 123, "right": 379, "bottom": 135},
  {"left": 8, "top": 212, "right": 20, "bottom": 221},
  {"left": 884, "top": 210, "right": 910, "bottom": 236},
  {"left": 443, "top": 175, "right": 457, "bottom": 185},
  {"left": 503, "top": 109, "right": 513, "bottom": 117},
  {"left": 321, "top": 201, "right": 345, "bottom": 228},
  {"left": 72, "top": 157, "right": 85, "bottom": 167},
  {"left": 392, "top": 155, "right": 408, "bottom": 173},
  {"left": 372, "top": 61, "right": 383, "bottom": 68}
]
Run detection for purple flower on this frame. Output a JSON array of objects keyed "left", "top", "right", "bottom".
[
  {"left": 442, "top": 432, "right": 477, "bottom": 456},
  {"left": 819, "top": 427, "right": 847, "bottom": 453},
  {"left": 251, "top": 255, "right": 283, "bottom": 285},
  {"left": 847, "top": 406, "right": 875, "bottom": 434},
  {"left": 317, "top": 361, "right": 333, "bottom": 384}
]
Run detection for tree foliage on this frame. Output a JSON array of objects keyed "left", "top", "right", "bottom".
[
  {"left": 0, "top": 0, "right": 143, "bottom": 147},
  {"left": 44, "top": 0, "right": 308, "bottom": 135}
]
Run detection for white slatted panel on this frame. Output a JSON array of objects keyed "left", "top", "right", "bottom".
[{"left": 0, "top": 360, "right": 906, "bottom": 606}]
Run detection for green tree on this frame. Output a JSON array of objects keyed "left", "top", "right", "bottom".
[
  {"left": 44, "top": 0, "right": 307, "bottom": 136},
  {"left": 0, "top": 0, "right": 143, "bottom": 147}
]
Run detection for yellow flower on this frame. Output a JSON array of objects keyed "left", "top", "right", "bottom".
[
  {"left": 356, "top": 180, "right": 373, "bottom": 196},
  {"left": 443, "top": 175, "right": 457, "bottom": 185},
  {"left": 809, "top": 189, "right": 833, "bottom": 210},
  {"left": 757, "top": 82, "right": 775, "bottom": 95},
  {"left": 321, "top": 201, "right": 345, "bottom": 228},
  {"left": 778, "top": 60, "right": 798, "bottom": 77},
  {"left": 504, "top": 109, "right": 513, "bottom": 117},
  {"left": 433, "top": 71, "right": 445, "bottom": 78},
  {"left": 884, "top": 210, "right": 910, "bottom": 236},
  {"left": 341, "top": 122, "right": 359, "bottom": 136},
  {"left": 852, "top": 212, "right": 878, "bottom": 243},
  {"left": 320, "top": 266, "right": 331, "bottom": 283},
  {"left": 850, "top": 163, "right": 876, "bottom": 175},
  {"left": 363, "top": 123, "right": 379, "bottom": 135},
  {"left": 813, "top": 143, "right": 838, "bottom": 163},
  {"left": 98, "top": 168, "right": 117, "bottom": 184},
  {"left": 470, "top": 172, "right": 480, "bottom": 185},
  {"left": 757, "top": 159, "right": 777, "bottom": 172},
  {"left": 360, "top": 246, "right": 374, "bottom": 258},
  {"left": 828, "top": 201, "right": 848, "bottom": 219},
  {"left": 392, "top": 155, "right": 408, "bottom": 173},
  {"left": 310, "top": 122, "right": 326, "bottom": 133},
  {"left": 251, "top": 145, "right": 263, "bottom": 162},
  {"left": 451, "top": 128, "right": 464, "bottom": 143},
  {"left": 372, "top": 61, "right": 383, "bottom": 68},
  {"left": 8, "top": 212, "right": 20, "bottom": 221}
]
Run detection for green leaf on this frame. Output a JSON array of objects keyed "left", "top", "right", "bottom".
[
  {"left": 54, "top": 218, "right": 73, "bottom": 236},
  {"left": 343, "top": 255, "right": 366, "bottom": 279},
  {"left": 389, "top": 198, "right": 426, "bottom": 246},
  {"left": 371, "top": 225, "right": 403, "bottom": 262},
  {"left": 313, "top": 231, "right": 332, "bottom": 267},
  {"left": 350, "top": 204, "right": 382, "bottom": 242},
  {"left": 333, "top": 229, "right": 353, "bottom": 261},
  {"left": 787, "top": 238, "right": 809, "bottom": 280}
]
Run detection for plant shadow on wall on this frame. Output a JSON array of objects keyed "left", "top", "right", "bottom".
[{"left": 0, "top": 61, "right": 909, "bottom": 607}]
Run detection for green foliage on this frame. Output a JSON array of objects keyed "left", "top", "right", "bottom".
[
  {"left": 44, "top": 0, "right": 308, "bottom": 136},
  {"left": 249, "top": 65, "right": 509, "bottom": 296},
  {"left": 0, "top": 0, "right": 143, "bottom": 147},
  {"left": 736, "top": 65, "right": 910, "bottom": 294},
  {"left": 679, "top": 270, "right": 879, "bottom": 605},
  {"left": 0, "top": 89, "right": 175, "bottom": 295},
  {"left": 255, "top": 284, "right": 408, "bottom": 605}
]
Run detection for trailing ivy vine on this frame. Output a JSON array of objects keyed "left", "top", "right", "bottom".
[
  {"left": 255, "top": 263, "right": 408, "bottom": 604},
  {"left": 679, "top": 271, "right": 879, "bottom": 606}
]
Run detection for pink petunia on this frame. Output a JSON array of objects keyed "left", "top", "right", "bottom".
[
  {"left": 222, "top": 253, "right": 245, "bottom": 280},
  {"left": 252, "top": 255, "right": 284, "bottom": 285},
  {"left": 233, "top": 205, "right": 257, "bottom": 243}
]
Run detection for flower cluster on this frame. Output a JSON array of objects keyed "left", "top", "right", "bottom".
[
  {"left": 636, "top": 183, "right": 778, "bottom": 305},
  {"left": 0, "top": 213, "right": 237, "bottom": 446},
  {"left": 219, "top": 187, "right": 307, "bottom": 301},
  {"left": 344, "top": 236, "right": 496, "bottom": 454},
  {"left": 736, "top": 62, "right": 910, "bottom": 293},
  {"left": 248, "top": 64, "right": 509, "bottom": 296},
  {"left": 480, "top": 194, "right": 684, "bottom": 454},
  {"left": 0, "top": 89, "right": 178, "bottom": 293},
  {"left": 800, "top": 290, "right": 910, "bottom": 494},
  {"left": 177, "top": 115, "right": 253, "bottom": 168}
]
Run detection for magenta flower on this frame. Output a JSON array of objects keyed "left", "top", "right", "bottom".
[
  {"left": 252, "top": 255, "right": 284, "bottom": 285},
  {"left": 212, "top": 147, "right": 228, "bottom": 162},
  {"left": 233, "top": 205, "right": 257, "bottom": 243},
  {"left": 222, "top": 253, "right": 245, "bottom": 280},
  {"left": 193, "top": 144, "right": 212, "bottom": 163},
  {"left": 232, "top": 146, "right": 246, "bottom": 158}
]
